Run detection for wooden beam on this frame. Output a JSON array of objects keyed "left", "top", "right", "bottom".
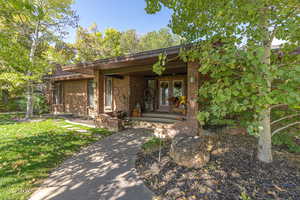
[{"left": 102, "top": 62, "right": 186, "bottom": 75}]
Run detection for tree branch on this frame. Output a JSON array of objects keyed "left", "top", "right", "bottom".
[
  {"left": 271, "top": 113, "right": 300, "bottom": 125},
  {"left": 272, "top": 121, "right": 300, "bottom": 136},
  {"left": 270, "top": 104, "right": 288, "bottom": 109}
]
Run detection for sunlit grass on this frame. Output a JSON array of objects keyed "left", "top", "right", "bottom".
[{"left": 0, "top": 116, "right": 110, "bottom": 200}]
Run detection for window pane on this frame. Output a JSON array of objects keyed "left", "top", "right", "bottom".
[
  {"left": 160, "top": 81, "right": 169, "bottom": 106},
  {"left": 53, "top": 83, "right": 62, "bottom": 104},
  {"left": 105, "top": 78, "right": 112, "bottom": 107},
  {"left": 88, "top": 80, "right": 94, "bottom": 107},
  {"left": 173, "top": 81, "right": 183, "bottom": 97}
]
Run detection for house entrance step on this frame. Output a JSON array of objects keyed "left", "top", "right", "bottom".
[
  {"left": 142, "top": 112, "right": 186, "bottom": 120},
  {"left": 128, "top": 117, "right": 179, "bottom": 124}
]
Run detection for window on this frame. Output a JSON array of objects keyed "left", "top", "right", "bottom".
[
  {"left": 160, "top": 81, "right": 169, "bottom": 106},
  {"left": 173, "top": 80, "right": 184, "bottom": 97},
  {"left": 87, "top": 80, "right": 95, "bottom": 107},
  {"left": 53, "top": 82, "right": 63, "bottom": 104},
  {"left": 105, "top": 77, "right": 112, "bottom": 109}
]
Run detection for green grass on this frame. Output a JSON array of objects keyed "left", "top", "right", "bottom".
[{"left": 0, "top": 115, "right": 110, "bottom": 200}]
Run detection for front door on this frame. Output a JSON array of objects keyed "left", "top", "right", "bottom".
[{"left": 158, "top": 80, "right": 170, "bottom": 111}]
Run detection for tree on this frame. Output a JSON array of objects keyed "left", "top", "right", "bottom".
[
  {"left": 102, "top": 28, "right": 122, "bottom": 58},
  {"left": 145, "top": 0, "right": 300, "bottom": 163},
  {"left": 73, "top": 25, "right": 181, "bottom": 61},
  {"left": 120, "top": 29, "right": 140, "bottom": 54},
  {"left": 0, "top": 0, "right": 78, "bottom": 118},
  {"left": 45, "top": 41, "right": 76, "bottom": 65},
  {"left": 73, "top": 25, "right": 122, "bottom": 62},
  {"left": 139, "top": 28, "right": 181, "bottom": 51}
]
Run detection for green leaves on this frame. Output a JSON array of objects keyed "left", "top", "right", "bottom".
[
  {"left": 74, "top": 26, "right": 181, "bottom": 62},
  {"left": 152, "top": 62, "right": 166, "bottom": 76},
  {"left": 197, "top": 112, "right": 210, "bottom": 125},
  {"left": 152, "top": 53, "right": 167, "bottom": 75}
]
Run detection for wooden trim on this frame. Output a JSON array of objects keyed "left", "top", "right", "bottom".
[
  {"left": 62, "top": 45, "right": 186, "bottom": 72},
  {"left": 102, "top": 61, "right": 185, "bottom": 75},
  {"left": 51, "top": 74, "right": 94, "bottom": 81},
  {"left": 104, "top": 77, "right": 113, "bottom": 111}
]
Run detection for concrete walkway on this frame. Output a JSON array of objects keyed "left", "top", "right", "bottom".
[{"left": 29, "top": 129, "right": 154, "bottom": 200}]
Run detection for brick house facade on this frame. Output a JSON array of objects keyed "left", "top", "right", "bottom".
[{"left": 48, "top": 45, "right": 202, "bottom": 130}]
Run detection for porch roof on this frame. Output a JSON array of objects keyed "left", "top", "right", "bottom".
[
  {"left": 47, "top": 73, "right": 94, "bottom": 81},
  {"left": 62, "top": 45, "right": 187, "bottom": 74}
]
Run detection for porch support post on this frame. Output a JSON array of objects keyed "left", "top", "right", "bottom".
[
  {"left": 94, "top": 69, "right": 104, "bottom": 114},
  {"left": 187, "top": 61, "right": 202, "bottom": 135}
]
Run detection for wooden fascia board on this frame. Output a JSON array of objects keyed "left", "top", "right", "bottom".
[
  {"left": 102, "top": 61, "right": 185, "bottom": 75},
  {"left": 52, "top": 74, "right": 94, "bottom": 81}
]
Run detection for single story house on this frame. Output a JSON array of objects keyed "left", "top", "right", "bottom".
[{"left": 46, "top": 45, "right": 202, "bottom": 132}]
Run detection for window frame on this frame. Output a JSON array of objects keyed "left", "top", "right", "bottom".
[
  {"left": 53, "top": 82, "right": 63, "bottom": 105},
  {"left": 172, "top": 80, "right": 184, "bottom": 97},
  {"left": 159, "top": 80, "right": 170, "bottom": 106},
  {"left": 87, "top": 79, "right": 95, "bottom": 108},
  {"left": 104, "top": 77, "right": 113, "bottom": 111}
]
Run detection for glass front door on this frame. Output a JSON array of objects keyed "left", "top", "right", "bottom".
[{"left": 159, "top": 80, "right": 170, "bottom": 111}]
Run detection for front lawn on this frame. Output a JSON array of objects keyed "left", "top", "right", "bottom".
[{"left": 0, "top": 116, "right": 109, "bottom": 200}]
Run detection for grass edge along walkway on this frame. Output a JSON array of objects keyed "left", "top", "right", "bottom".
[{"left": 0, "top": 116, "right": 110, "bottom": 200}]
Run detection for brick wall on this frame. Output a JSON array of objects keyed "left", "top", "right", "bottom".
[
  {"left": 51, "top": 79, "right": 93, "bottom": 117},
  {"left": 63, "top": 79, "right": 89, "bottom": 116},
  {"left": 129, "top": 76, "right": 146, "bottom": 115},
  {"left": 112, "top": 76, "right": 130, "bottom": 113}
]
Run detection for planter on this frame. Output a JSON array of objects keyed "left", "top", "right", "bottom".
[{"left": 95, "top": 114, "right": 124, "bottom": 132}]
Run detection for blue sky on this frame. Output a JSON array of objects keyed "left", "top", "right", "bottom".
[{"left": 65, "top": 0, "right": 172, "bottom": 42}]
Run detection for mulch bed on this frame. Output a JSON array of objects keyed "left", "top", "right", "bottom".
[{"left": 136, "top": 134, "right": 300, "bottom": 200}]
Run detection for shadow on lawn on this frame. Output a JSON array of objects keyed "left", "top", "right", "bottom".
[
  {"left": 0, "top": 114, "right": 23, "bottom": 125},
  {"left": 29, "top": 128, "right": 154, "bottom": 200},
  {"left": 0, "top": 128, "right": 104, "bottom": 197}
]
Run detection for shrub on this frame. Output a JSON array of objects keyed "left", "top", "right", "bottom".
[
  {"left": 33, "top": 93, "right": 49, "bottom": 114},
  {"left": 272, "top": 132, "right": 300, "bottom": 153},
  {"left": 142, "top": 137, "right": 165, "bottom": 153}
]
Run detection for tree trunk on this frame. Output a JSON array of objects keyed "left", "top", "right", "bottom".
[
  {"left": 25, "top": 21, "right": 40, "bottom": 119},
  {"left": 26, "top": 81, "right": 33, "bottom": 118},
  {"left": 257, "top": 108, "right": 273, "bottom": 163},
  {"left": 257, "top": 11, "right": 273, "bottom": 162},
  {"left": 257, "top": 46, "right": 273, "bottom": 162}
]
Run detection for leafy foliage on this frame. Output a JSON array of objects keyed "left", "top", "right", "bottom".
[
  {"left": 120, "top": 29, "right": 140, "bottom": 54},
  {"left": 0, "top": 0, "right": 78, "bottom": 117},
  {"left": 142, "top": 136, "right": 165, "bottom": 152},
  {"left": 67, "top": 25, "right": 181, "bottom": 63},
  {"left": 272, "top": 132, "right": 300, "bottom": 153},
  {"left": 139, "top": 28, "right": 182, "bottom": 51},
  {"left": 145, "top": 0, "right": 300, "bottom": 162}
]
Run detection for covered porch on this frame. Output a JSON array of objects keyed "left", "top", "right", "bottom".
[{"left": 63, "top": 46, "right": 201, "bottom": 132}]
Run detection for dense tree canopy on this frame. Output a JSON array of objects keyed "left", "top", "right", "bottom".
[
  {"left": 0, "top": 0, "right": 78, "bottom": 117},
  {"left": 139, "top": 28, "right": 182, "bottom": 51},
  {"left": 58, "top": 25, "right": 182, "bottom": 63},
  {"left": 145, "top": 0, "right": 300, "bottom": 163}
]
